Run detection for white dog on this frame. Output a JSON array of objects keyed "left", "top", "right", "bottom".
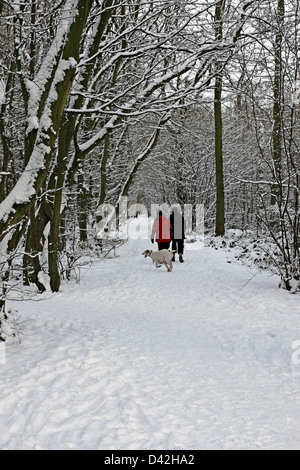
[{"left": 142, "top": 249, "right": 175, "bottom": 272}]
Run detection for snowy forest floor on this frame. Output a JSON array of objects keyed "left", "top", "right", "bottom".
[{"left": 1, "top": 221, "right": 300, "bottom": 450}]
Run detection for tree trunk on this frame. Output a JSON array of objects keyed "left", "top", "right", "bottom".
[
  {"left": 0, "top": 63, "right": 15, "bottom": 203},
  {"left": 271, "top": 0, "right": 285, "bottom": 205},
  {"left": 48, "top": 115, "right": 72, "bottom": 291},
  {"left": 48, "top": 1, "right": 116, "bottom": 287},
  {"left": 215, "top": 1, "right": 225, "bottom": 236},
  {"left": 27, "top": 206, "right": 46, "bottom": 292}
]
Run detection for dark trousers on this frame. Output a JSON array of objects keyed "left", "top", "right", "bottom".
[
  {"left": 172, "top": 239, "right": 184, "bottom": 254},
  {"left": 158, "top": 242, "right": 170, "bottom": 250}
]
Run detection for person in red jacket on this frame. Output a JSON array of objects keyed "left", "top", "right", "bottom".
[{"left": 151, "top": 210, "right": 172, "bottom": 250}]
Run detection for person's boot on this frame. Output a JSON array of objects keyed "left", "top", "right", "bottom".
[
  {"left": 179, "top": 253, "right": 184, "bottom": 263},
  {"left": 172, "top": 253, "right": 175, "bottom": 262}
]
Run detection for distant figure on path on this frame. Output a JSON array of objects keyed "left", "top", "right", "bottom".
[
  {"left": 170, "top": 207, "right": 185, "bottom": 263},
  {"left": 151, "top": 210, "right": 172, "bottom": 251}
]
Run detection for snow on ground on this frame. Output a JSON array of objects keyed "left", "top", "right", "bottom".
[{"left": 1, "top": 222, "right": 300, "bottom": 450}]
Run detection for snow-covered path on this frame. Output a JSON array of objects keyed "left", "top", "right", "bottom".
[{"left": 1, "top": 233, "right": 300, "bottom": 450}]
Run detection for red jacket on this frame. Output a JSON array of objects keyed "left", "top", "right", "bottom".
[{"left": 151, "top": 215, "right": 172, "bottom": 243}]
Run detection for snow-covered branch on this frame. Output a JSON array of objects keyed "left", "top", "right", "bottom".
[{"left": 0, "top": 0, "right": 93, "bottom": 242}]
